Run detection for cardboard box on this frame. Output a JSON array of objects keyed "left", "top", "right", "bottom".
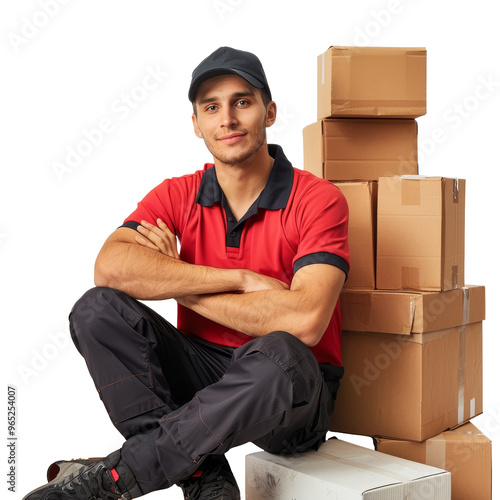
[
  {"left": 334, "top": 181, "right": 377, "bottom": 289},
  {"left": 376, "top": 176, "right": 465, "bottom": 291},
  {"left": 331, "top": 286, "right": 484, "bottom": 442},
  {"left": 303, "top": 118, "right": 418, "bottom": 181},
  {"left": 246, "top": 438, "right": 451, "bottom": 499},
  {"left": 340, "top": 285, "right": 485, "bottom": 335},
  {"left": 331, "top": 323, "right": 483, "bottom": 442},
  {"left": 375, "top": 422, "right": 492, "bottom": 500},
  {"left": 317, "top": 46, "right": 426, "bottom": 119}
]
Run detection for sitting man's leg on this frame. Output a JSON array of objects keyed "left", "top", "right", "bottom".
[
  {"left": 22, "top": 286, "right": 237, "bottom": 500},
  {"left": 68, "top": 286, "right": 233, "bottom": 440},
  {"left": 121, "top": 329, "right": 341, "bottom": 491},
  {"left": 23, "top": 287, "right": 342, "bottom": 499}
]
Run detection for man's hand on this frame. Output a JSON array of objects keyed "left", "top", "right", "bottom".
[
  {"left": 178, "top": 270, "right": 288, "bottom": 311},
  {"left": 177, "top": 264, "right": 345, "bottom": 346},
  {"left": 125, "top": 218, "right": 343, "bottom": 346},
  {"left": 136, "top": 219, "right": 289, "bottom": 293},
  {"left": 95, "top": 225, "right": 263, "bottom": 301},
  {"left": 136, "top": 219, "right": 180, "bottom": 259}
]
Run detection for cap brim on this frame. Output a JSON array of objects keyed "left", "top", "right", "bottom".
[{"left": 188, "top": 68, "right": 264, "bottom": 102}]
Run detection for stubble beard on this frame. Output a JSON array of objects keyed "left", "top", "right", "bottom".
[{"left": 204, "top": 121, "right": 268, "bottom": 168}]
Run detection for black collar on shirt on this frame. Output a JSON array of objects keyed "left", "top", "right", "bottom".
[{"left": 195, "top": 144, "right": 294, "bottom": 211}]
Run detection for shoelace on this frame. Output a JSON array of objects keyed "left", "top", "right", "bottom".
[{"left": 46, "top": 462, "right": 123, "bottom": 500}]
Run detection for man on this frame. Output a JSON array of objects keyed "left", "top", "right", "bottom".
[{"left": 23, "top": 46, "right": 349, "bottom": 500}]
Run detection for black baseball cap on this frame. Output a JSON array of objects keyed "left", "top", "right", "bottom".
[{"left": 188, "top": 46, "right": 272, "bottom": 102}]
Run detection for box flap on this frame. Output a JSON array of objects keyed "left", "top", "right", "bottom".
[
  {"left": 327, "top": 46, "right": 427, "bottom": 55},
  {"left": 340, "top": 285, "right": 485, "bottom": 334},
  {"left": 439, "top": 421, "right": 492, "bottom": 443}
]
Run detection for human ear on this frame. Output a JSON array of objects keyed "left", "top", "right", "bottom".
[
  {"left": 192, "top": 113, "right": 203, "bottom": 139},
  {"left": 265, "top": 101, "right": 277, "bottom": 128}
]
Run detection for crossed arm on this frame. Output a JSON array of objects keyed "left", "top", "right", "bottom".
[{"left": 94, "top": 219, "right": 345, "bottom": 347}]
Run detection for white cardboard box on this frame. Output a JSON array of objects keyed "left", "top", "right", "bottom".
[{"left": 246, "top": 439, "right": 451, "bottom": 499}]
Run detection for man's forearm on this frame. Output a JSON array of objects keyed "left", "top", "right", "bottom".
[
  {"left": 179, "top": 264, "right": 345, "bottom": 346},
  {"left": 179, "top": 288, "right": 329, "bottom": 347},
  {"left": 95, "top": 240, "right": 244, "bottom": 300}
]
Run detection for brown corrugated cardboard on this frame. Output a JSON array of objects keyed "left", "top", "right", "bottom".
[
  {"left": 375, "top": 422, "right": 492, "bottom": 500},
  {"left": 340, "top": 286, "right": 485, "bottom": 335},
  {"left": 331, "top": 286, "right": 484, "bottom": 442},
  {"left": 317, "top": 46, "right": 426, "bottom": 119},
  {"left": 376, "top": 176, "right": 465, "bottom": 291},
  {"left": 303, "top": 118, "right": 418, "bottom": 181},
  {"left": 331, "top": 322, "right": 483, "bottom": 442},
  {"left": 246, "top": 438, "right": 451, "bottom": 499},
  {"left": 334, "top": 182, "right": 377, "bottom": 289}
]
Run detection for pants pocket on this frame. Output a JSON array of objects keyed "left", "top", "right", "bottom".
[{"left": 99, "top": 373, "right": 167, "bottom": 438}]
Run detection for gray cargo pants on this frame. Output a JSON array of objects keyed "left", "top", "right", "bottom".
[{"left": 69, "top": 287, "right": 343, "bottom": 494}]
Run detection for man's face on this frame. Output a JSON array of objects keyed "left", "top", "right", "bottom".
[{"left": 192, "top": 74, "right": 276, "bottom": 167}]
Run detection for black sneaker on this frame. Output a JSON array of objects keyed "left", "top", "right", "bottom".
[
  {"left": 22, "top": 450, "right": 141, "bottom": 500},
  {"left": 46, "top": 457, "right": 103, "bottom": 483},
  {"left": 178, "top": 455, "right": 240, "bottom": 499}
]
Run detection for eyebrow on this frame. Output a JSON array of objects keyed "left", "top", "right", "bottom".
[{"left": 197, "top": 90, "right": 256, "bottom": 106}]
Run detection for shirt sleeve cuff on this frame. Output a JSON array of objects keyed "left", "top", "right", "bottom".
[
  {"left": 119, "top": 220, "right": 141, "bottom": 231},
  {"left": 293, "top": 252, "right": 349, "bottom": 280}
]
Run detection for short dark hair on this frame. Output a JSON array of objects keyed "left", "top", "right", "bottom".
[{"left": 260, "top": 89, "right": 272, "bottom": 108}]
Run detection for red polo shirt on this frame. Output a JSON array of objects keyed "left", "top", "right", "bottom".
[{"left": 122, "top": 145, "right": 349, "bottom": 366}]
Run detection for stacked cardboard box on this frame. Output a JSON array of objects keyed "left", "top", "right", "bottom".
[
  {"left": 335, "top": 286, "right": 484, "bottom": 441},
  {"left": 375, "top": 422, "right": 491, "bottom": 500},
  {"left": 246, "top": 438, "right": 451, "bottom": 499},
  {"left": 302, "top": 46, "right": 490, "bottom": 499},
  {"left": 376, "top": 176, "right": 465, "bottom": 291},
  {"left": 304, "top": 46, "right": 425, "bottom": 289}
]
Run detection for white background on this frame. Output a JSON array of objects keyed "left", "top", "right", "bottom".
[{"left": 2, "top": 1, "right": 499, "bottom": 498}]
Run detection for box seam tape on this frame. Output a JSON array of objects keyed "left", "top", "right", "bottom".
[
  {"left": 426, "top": 439, "right": 446, "bottom": 470},
  {"left": 314, "top": 450, "right": 417, "bottom": 484},
  {"left": 451, "top": 179, "right": 460, "bottom": 289},
  {"left": 321, "top": 52, "right": 325, "bottom": 85},
  {"left": 409, "top": 297, "right": 416, "bottom": 333},
  {"left": 457, "top": 286, "right": 470, "bottom": 424},
  {"left": 453, "top": 178, "right": 459, "bottom": 203}
]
